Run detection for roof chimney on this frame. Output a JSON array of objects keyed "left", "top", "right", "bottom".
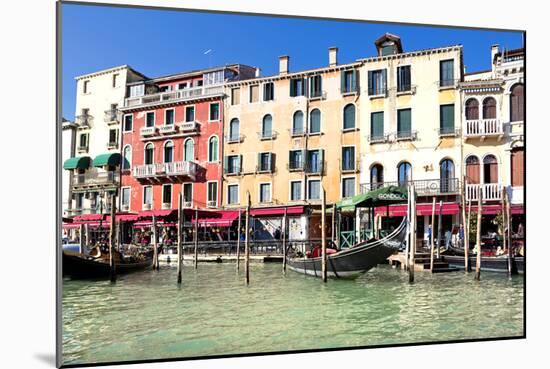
[
  {"left": 491, "top": 44, "right": 500, "bottom": 64},
  {"left": 329, "top": 47, "right": 338, "bottom": 67},
  {"left": 279, "top": 55, "right": 289, "bottom": 75},
  {"left": 255, "top": 68, "right": 261, "bottom": 78}
]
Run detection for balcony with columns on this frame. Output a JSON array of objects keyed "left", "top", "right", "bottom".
[
  {"left": 133, "top": 161, "right": 197, "bottom": 181},
  {"left": 465, "top": 183, "right": 503, "bottom": 202},
  {"left": 464, "top": 119, "right": 504, "bottom": 141}
]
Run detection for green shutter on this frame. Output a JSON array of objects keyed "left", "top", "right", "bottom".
[
  {"left": 340, "top": 71, "right": 346, "bottom": 93},
  {"left": 352, "top": 70, "right": 358, "bottom": 92},
  {"left": 382, "top": 69, "right": 387, "bottom": 92},
  {"left": 239, "top": 155, "right": 243, "bottom": 173},
  {"left": 398, "top": 109, "right": 411, "bottom": 134},
  {"left": 270, "top": 153, "right": 275, "bottom": 172},
  {"left": 371, "top": 112, "right": 384, "bottom": 137},
  {"left": 368, "top": 71, "right": 373, "bottom": 95},
  {"left": 290, "top": 79, "right": 295, "bottom": 97},
  {"left": 319, "top": 149, "right": 324, "bottom": 174},
  {"left": 223, "top": 156, "right": 229, "bottom": 173},
  {"left": 441, "top": 105, "right": 455, "bottom": 130}
]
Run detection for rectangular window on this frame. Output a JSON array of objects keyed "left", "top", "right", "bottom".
[
  {"left": 207, "top": 182, "right": 218, "bottom": 206},
  {"left": 129, "top": 84, "right": 144, "bottom": 97},
  {"left": 112, "top": 73, "right": 119, "bottom": 88},
  {"left": 209, "top": 103, "right": 220, "bottom": 121},
  {"left": 309, "top": 75, "right": 322, "bottom": 98},
  {"left": 440, "top": 59, "right": 455, "bottom": 87},
  {"left": 159, "top": 85, "right": 172, "bottom": 92},
  {"left": 368, "top": 69, "right": 387, "bottom": 95},
  {"left": 196, "top": 80, "right": 203, "bottom": 87},
  {"left": 440, "top": 104, "right": 455, "bottom": 133},
  {"left": 258, "top": 152, "right": 272, "bottom": 172},
  {"left": 263, "top": 82, "right": 274, "bottom": 101},
  {"left": 178, "top": 82, "right": 188, "bottom": 90},
  {"left": 259, "top": 183, "right": 271, "bottom": 203},
  {"left": 231, "top": 88, "right": 240, "bottom": 105},
  {"left": 249, "top": 85, "right": 259, "bottom": 103},
  {"left": 371, "top": 112, "right": 384, "bottom": 139},
  {"left": 143, "top": 186, "right": 152, "bottom": 205},
  {"left": 79, "top": 133, "right": 88, "bottom": 148},
  {"left": 342, "top": 177, "right": 355, "bottom": 198},
  {"left": 289, "top": 150, "right": 304, "bottom": 170},
  {"left": 397, "top": 109, "right": 412, "bottom": 138},
  {"left": 290, "top": 181, "right": 302, "bottom": 201},
  {"left": 397, "top": 66, "right": 411, "bottom": 92},
  {"left": 185, "top": 106, "right": 195, "bottom": 122},
  {"left": 75, "top": 193, "right": 83, "bottom": 209},
  {"left": 307, "top": 149, "right": 323, "bottom": 174},
  {"left": 108, "top": 129, "right": 118, "bottom": 145},
  {"left": 145, "top": 112, "right": 155, "bottom": 127},
  {"left": 341, "top": 70, "right": 358, "bottom": 93},
  {"left": 228, "top": 184, "right": 239, "bottom": 205},
  {"left": 225, "top": 155, "right": 241, "bottom": 174},
  {"left": 342, "top": 147, "right": 355, "bottom": 171},
  {"left": 162, "top": 184, "right": 172, "bottom": 205},
  {"left": 123, "top": 114, "right": 133, "bottom": 132},
  {"left": 121, "top": 188, "right": 130, "bottom": 207},
  {"left": 166, "top": 109, "right": 175, "bottom": 125},
  {"left": 290, "top": 78, "right": 304, "bottom": 97},
  {"left": 83, "top": 80, "right": 89, "bottom": 93},
  {"left": 183, "top": 183, "right": 193, "bottom": 204},
  {"left": 308, "top": 180, "right": 321, "bottom": 200}
]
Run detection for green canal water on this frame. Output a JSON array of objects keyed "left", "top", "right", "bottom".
[{"left": 62, "top": 263, "right": 524, "bottom": 366}]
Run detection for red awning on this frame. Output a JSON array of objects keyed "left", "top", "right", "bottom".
[
  {"left": 137, "top": 209, "right": 176, "bottom": 219},
  {"left": 106, "top": 213, "right": 139, "bottom": 222},
  {"left": 72, "top": 214, "right": 105, "bottom": 222},
  {"left": 375, "top": 203, "right": 460, "bottom": 217},
  {"left": 70, "top": 221, "right": 109, "bottom": 229},
  {"left": 133, "top": 220, "right": 176, "bottom": 228},
  {"left": 250, "top": 206, "right": 305, "bottom": 217},
  {"left": 63, "top": 223, "right": 80, "bottom": 229},
  {"left": 192, "top": 211, "right": 240, "bottom": 227},
  {"left": 469, "top": 205, "right": 524, "bottom": 215}
]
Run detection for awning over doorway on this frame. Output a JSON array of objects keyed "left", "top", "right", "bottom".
[
  {"left": 63, "top": 156, "right": 92, "bottom": 170},
  {"left": 249, "top": 205, "right": 305, "bottom": 217},
  {"left": 92, "top": 153, "right": 121, "bottom": 167},
  {"left": 192, "top": 211, "right": 240, "bottom": 227}
]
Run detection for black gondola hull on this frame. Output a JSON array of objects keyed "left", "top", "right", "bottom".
[
  {"left": 442, "top": 254, "right": 524, "bottom": 274},
  {"left": 63, "top": 251, "right": 153, "bottom": 279}
]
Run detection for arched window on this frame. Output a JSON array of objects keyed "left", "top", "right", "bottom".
[
  {"left": 482, "top": 97, "right": 497, "bottom": 119},
  {"left": 163, "top": 141, "right": 174, "bottom": 163},
  {"left": 397, "top": 162, "right": 412, "bottom": 186},
  {"left": 184, "top": 138, "right": 194, "bottom": 162},
  {"left": 465, "top": 155, "right": 480, "bottom": 184},
  {"left": 261, "top": 114, "right": 272, "bottom": 138},
  {"left": 122, "top": 145, "right": 131, "bottom": 170},
  {"left": 510, "top": 83, "right": 524, "bottom": 122},
  {"left": 370, "top": 164, "right": 384, "bottom": 189},
  {"left": 208, "top": 136, "right": 218, "bottom": 162},
  {"left": 229, "top": 118, "right": 240, "bottom": 141},
  {"left": 439, "top": 159, "right": 455, "bottom": 193},
  {"left": 292, "top": 111, "right": 304, "bottom": 135},
  {"left": 465, "top": 98, "right": 479, "bottom": 120},
  {"left": 483, "top": 154, "right": 498, "bottom": 184},
  {"left": 309, "top": 109, "right": 321, "bottom": 134},
  {"left": 343, "top": 104, "right": 356, "bottom": 130},
  {"left": 144, "top": 143, "right": 154, "bottom": 165}
]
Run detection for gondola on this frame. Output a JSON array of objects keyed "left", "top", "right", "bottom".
[
  {"left": 441, "top": 253, "right": 524, "bottom": 274},
  {"left": 287, "top": 185, "right": 409, "bottom": 279},
  {"left": 63, "top": 246, "right": 154, "bottom": 279}
]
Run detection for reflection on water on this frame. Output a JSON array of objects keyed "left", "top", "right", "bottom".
[{"left": 62, "top": 263, "right": 524, "bottom": 365}]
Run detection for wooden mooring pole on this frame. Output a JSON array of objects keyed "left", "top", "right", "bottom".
[
  {"left": 194, "top": 207, "right": 198, "bottom": 270},
  {"left": 408, "top": 185, "right": 415, "bottom": 283},
  {"left": 506, "top": 190, "right": 513, "bottom": 277},
  {"left": 404, "top": 191, "right": 410, "bottom": 271},
  {"left": 236, "top": 209, "right": 241, "bottom": 272},
  {"left": 475, "top": 186, "right": 482, "bottom": 281},
  {"left": 462, "top": 178, "right": 469, "bottom": 272},
  {"left": 430, "top": 197, "right": 436, "bottom": 272},
  {"left": 282, "top": 207, "right": 288, "bottom": 274},
  {"left": 79, "top": 223, "right": 84, "bottom": 254},
  {"left": 109, "top": 193, "right": 117, "bottom": 282},
  {"left": 152, "top": 215, "right": 158, "bottom": 271},
  {"left": 436, "top": 200, "right": 443, "bottom": 259},
  {"left": 245, "top": 192, "right": 251, "bottom": 285},
  {"left": 321, "top": 187, "right": 327, "bottom": 283},
  {"left": 177, "top": 193, "right": 183, "bottom": 284},
  {"left": 466, "top": 198, "right": 472, "bottom": 272}
]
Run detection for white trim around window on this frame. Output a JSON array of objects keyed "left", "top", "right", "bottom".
[
  {"left": 123, "top": 114, "right": 134, "bottom": 132},
  {"left": 208, "top": 102, "right": 220, "bottom": 122},
  {"left": 184, "top": 104, "right": 196, "bottom": 122},
  {"left": 307, "top": 178, "right": 321, "bottom": 200},
  {"left": 145, "top": 110, "right": 156, "bottom": 127},
  {"left": 207, "top": 180, "right": 219, "bottom": 208},
  {"left": 181, "top": 182, "right": 194, "bottom": 207},
  {"left": 227, "top": 183, "right": 240, "bottom": 205},
  {"left": 164, "top": 108, "right": 175, "bottom": 125},
  {"left": 142, "top": 185, "right": 153, "bottom": 208},
  {"left": 340, "top": 176, "right": 356, "bottom": 199},
  {"left": 288, "top": 179, "right": 304, "bottom": 202},
  {"left": 162, "top": 184, "right": 173, "bottom": 208},
  {"left": 121, "top": 186, "right": 131, "bottom": 210},
  {"left": 258, "top": 182, "right": 273, "bottom": 204},
  {"left": 207, "top": 134, "right": 219, "bottom": 162}
]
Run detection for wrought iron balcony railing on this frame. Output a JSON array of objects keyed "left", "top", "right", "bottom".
[
  {"left": 360, "top": 178, "right": 460, "bottom": 196},
  {"left": 72, "top": 171, "right": 119, "bottom": 187}
]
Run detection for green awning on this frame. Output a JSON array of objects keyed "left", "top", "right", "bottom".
[
  {"left": 336, "top": 185, "right": 408, "bottom": 209},
  {"left": 63, "top": 156, "right": 91, "bottom": 170},
  {"left": 93, "top": 153, "right": 121, "bottom": 167}
]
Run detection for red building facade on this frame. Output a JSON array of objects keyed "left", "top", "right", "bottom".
[{"left": 120, "top": 65, "right": 255, "bottom": 214}]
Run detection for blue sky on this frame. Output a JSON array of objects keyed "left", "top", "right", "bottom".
[{"left": 61, "top": 3, "right": 523, "bottom": 120}]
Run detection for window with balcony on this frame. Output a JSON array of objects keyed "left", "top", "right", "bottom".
[
  {"left": 208, "top": 136, "right": 218, "bottom": 162},
  {"left": 397, "top": 108, "right": 412, "bottom": 139},
  {"left": 465, "top": 98, "right": 479, "bottom": 120},
  {"left": 308, "top": 180, "right": 321, "bottom": 200},
  {"left": 209, "top": 103, "right": 220, "bottom": 121},
  {"left": 397, "top": 162, "right": 412, "bottom": 187},
  {"left": 307, "top": 149, "right": 323, "bottom": 174},
  {"left": 263, "top": 82, "right": 274, "bottom": 101},
  {"left": 228, "top": 184, "right": 239, "bottom": 205},
  {"left": 483, "top": 97, "right": 496, "bottom": 119},
  {"left": 207, "top": 182, "right": 218, "bottom": 207},
  {"left": 370, "top": 112, "right": 384, "bottom": 141},
  {"left": 162, "top": 184, "right": 172, "bottom": 207},
  {"left": 261, "top": 114, "right": 273, "bottom": 139},
  {"left": 122, "top": 145, "right": 131, "bottom": 170},
  {"left": 440, "top": 104, "right": 455, "bottom": 134},
  {"left": 342, "top": 146, "right": 355, "bottom": 171},
  {"left": 370, "top": 164, "right": 384, "bottom": 189},
  {"left": 121, "top": 187, "right": 130, "bottom": 209},
  {"left": 164, "top": 141, "right": 174, "bottom": 163},
  {"left": 184, "top": 138, "right": 194, "bottom": 162},
  {"left": 309, "top": 75, "right": 322, "bottom": 98},
  {"left": 129, "top": 84, "right": 144, "bottom": 97},
  {"left": 341, "top": 70, "right": 358, "bottom": 94},
  {"left": 440, "top": 159, "right": 455, "bottom": 193},
  {"left": 290, "top": 181, "right": 302, "bottom": 201},
  {"left": 123, "top": 114, "right": 133, "bottom": 132},
  {"left": 259, "top": 183, "right": 272, "bottom": 203},
  {"left": 397, "top": 65, "right": 411, "bottom": 92},
  {"left": 183, "top": 183, "right": 193, "bottom": 205},
  {"left": 309, "top": 109, "right": 321, "bottom": 134},
  {"left": 229, "top": 118, "right": 240, "bottom": 142},
  {"left": 439, "top": 59, "right": 455, "bottom": 87},
  {"left": 225, "top": 155, "right": 241, "bottom": 175},
  {"left": 145, "top": 112, "right": 155, "bottom": 127},
  {"left": 292, "top": 111, "right": 304, "bottom": 135},
  {"left": 178, "top": 82, "right": 188, "bottom": 90},
  {"left": 368, "top": 69, "right": 387, "bottom": 96},
  {"left": 231, "top": 88, "right": 240, "bottom": 105},
  {"left": 510, "top": 83, "right": 524, "bottom": 122},
  {"left": 290, "top": 78, "right": 305, "bottom": 97},
  {"left": 342, "top": 177, "right": 355, "bottom": 198},
  {"left": 483, "top": 155, "right": 498, "bottom": 184},
  {"left": 289, "top": 150, "right": 304, "bottom": 170},
  {"left": 143, "top": 186, "right": 152, "bottom": 207},
  {"left": 343, "top": 104, "right": 356, "bottom": 130},
  {"left": 249, "top": 85, "right": 259, "bottom": 103},
  {"left": 465, "top": 155, "right": 480, "bottom": 184},
  {"left": 185, "top": 106, "right": 195, "bottom": 122},
  {"left": 144, "top": 143, "right": 154, "bottom": 165},
  {"left": 258, "top": 152, "right": 273, "bottom": 172}
]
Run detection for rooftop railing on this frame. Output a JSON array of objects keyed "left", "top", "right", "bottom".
[{"left": 125, "top": 85, "right": 224, "bottom": 107}]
